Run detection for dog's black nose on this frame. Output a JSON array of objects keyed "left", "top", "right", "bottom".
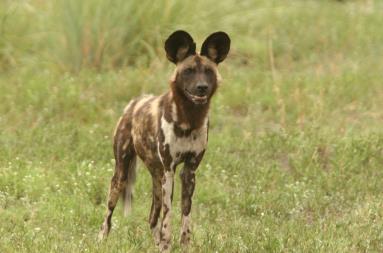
[{"left": 196, "top": 83, "right": 208, "bottom": 94}]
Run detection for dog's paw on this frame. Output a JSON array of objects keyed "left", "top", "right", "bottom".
[
  {"left": 151, "top": 223, "right": 161, "bottom": 246},
  {"left": 180, "top": 233, "right": 191, "bottom": 245},
  {"left": 97, "top": 223, "right": 109, "bottom": 242},
  {"left": 159, "top": 239, "right": 171, "bottom": 253}
]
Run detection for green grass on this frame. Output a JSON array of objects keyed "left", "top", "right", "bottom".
[{"left": 1, "top": 0, "right": 383, "bottom": 252}]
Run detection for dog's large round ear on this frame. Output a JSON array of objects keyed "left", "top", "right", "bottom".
[
  {"left": 165, "top": 30, "right": 196, "bottom": 64},
  {"left": 200, "top": 32, "right": 230, "bottom": 64}
]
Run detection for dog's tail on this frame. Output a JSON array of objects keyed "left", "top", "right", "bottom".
[{"left": 122, "top": 155, "right": 137, "bottom": 216}]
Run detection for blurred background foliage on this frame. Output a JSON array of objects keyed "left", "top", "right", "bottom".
[{"left": 0, "top": 0, "right": 381, "bottom": 72}]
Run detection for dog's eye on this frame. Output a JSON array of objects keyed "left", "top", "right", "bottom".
[
  {"left": 204, "top": 68, "right": 214, "bottom": 75},
  {"left": 184, "top": 68, "right": 195, "bottom": 75}
]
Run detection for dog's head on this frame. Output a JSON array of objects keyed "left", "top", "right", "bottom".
[{"left": 165, "top": 30, "right": 230, "bottom": 105}]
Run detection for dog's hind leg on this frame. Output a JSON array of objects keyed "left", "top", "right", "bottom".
[
  {"left": 148, "top": 175, "right": 163, "bottom": 246},
  {"left": 98, "top": 131, "right": 136, "bottom": 240}
]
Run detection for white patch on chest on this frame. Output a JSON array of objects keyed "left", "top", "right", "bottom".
[
  {"left": 160, "top": 116, "right": 208, "bottom": 162},
  {"left": 171, "top": 102, "right": 178, "bottom": 122}
]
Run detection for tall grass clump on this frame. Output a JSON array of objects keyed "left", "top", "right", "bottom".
[
  {"left": 44, "top": 0, "right": 236, "bottom": 72},
  {"left": 0, "top": 1, "right": 38, "bottom": 71},
  {"left": 2, "top": 0, "right": 243, "bottom": 72}
]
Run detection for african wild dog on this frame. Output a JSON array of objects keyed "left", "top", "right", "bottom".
[{"left": 98, "top": 30, "right": 230, "bottom": 251}]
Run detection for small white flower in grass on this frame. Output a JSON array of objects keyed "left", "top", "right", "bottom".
[{"left": 34, "top": 227, "right": 41, "bottom": 232}]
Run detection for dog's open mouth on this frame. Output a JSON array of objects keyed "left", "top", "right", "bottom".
[{"left": 184, "top": 90, "right": 208, "bottom": 105}]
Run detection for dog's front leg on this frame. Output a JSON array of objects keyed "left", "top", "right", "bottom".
[
  {"left": 179, "top": 152, "right": 204, "bottom": 248},
  {"left": 159, "top": 168, "right": 174, "bottom": 252}
]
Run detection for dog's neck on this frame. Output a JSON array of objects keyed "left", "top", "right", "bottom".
[{"left": 167, "top": 87, "right": 210, "bottom": 131}]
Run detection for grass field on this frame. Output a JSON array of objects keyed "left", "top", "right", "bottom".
[{"left": 1, "top": 0, "right": 383, "bottom": 252}]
